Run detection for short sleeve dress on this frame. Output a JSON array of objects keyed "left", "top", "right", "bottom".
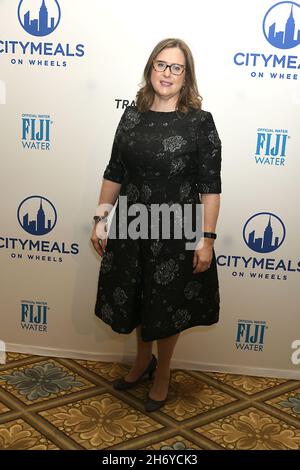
[{"left": 95, "top": 105, "right": 222, "bottom": 342}]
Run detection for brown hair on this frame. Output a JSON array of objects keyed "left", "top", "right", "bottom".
[{"left": 136, "top": 38, "right": 202, "bottom": 114}]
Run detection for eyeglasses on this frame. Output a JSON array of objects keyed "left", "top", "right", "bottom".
[{"left": 152, "top": 60, "right": 185, "bottom": 76}]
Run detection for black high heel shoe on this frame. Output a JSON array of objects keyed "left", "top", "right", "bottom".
[
  {"left": 145, "top": 394, "right": 168, "bottom": 412},
  {"left": 113, "top": 354, "right": 157, "bottom": 391},
  {"left": 145, "top": 374, "right": 171, "bottom": 412}
]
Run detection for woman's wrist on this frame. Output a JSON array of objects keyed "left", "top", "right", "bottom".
[
  {"left": 93, "top": 211, "right": 109, "bottom": 224},
  {"left": 201, "top": 231, "right": 216, "bottom": 245},
  {"left": 202, "top": 237, "right": 214, "bottom": 246}
]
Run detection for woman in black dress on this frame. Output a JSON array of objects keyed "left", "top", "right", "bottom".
[{"left": 91, "top": 38, "right": 222, "bottom": 412}]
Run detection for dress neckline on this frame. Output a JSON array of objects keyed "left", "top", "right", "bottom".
[{"left": 148, "top": 109, "right": 177, "bottom": 114}]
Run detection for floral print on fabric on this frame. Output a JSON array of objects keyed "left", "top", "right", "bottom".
[{"left": 96, "top": 106, "right": 222, "bottom": 341}]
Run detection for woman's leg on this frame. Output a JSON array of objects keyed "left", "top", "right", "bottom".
[
  {"left": 124, "top": 325, "right": 153, "bottom": 382},
  {"left": 148, "top": 333, "right": 180, "bottom": 400}
]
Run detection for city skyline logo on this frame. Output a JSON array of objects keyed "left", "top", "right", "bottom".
[
  {"left": 18, "top": 0, "right": 61, "bottom": 37},
  {"left": 17, "top": 196, "right": 57, "bottom": 236},
  {"left": 243, "top": 212, "right": 286, "bottom": 254},
  {"left": 233, "top": 1, "right": 300, "bottom": 80},
  {"left": 263, "top": 1, "right": 300, "bottom": 49}
]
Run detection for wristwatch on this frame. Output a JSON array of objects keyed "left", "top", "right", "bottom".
[
  {"left": 93, "top": 215, "right": 108, "bottom": 224},
  {"left": 203, "top": 232, "right": 217, "bottom": 239}
]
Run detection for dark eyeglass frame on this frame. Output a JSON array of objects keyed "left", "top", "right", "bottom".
[{"left": 152, "top": 60, "right": 185, "bottom": 76}]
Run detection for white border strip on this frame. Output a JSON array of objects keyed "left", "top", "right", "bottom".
[{"left": 4, "top": 343, "right": 300, "bottom": 380}]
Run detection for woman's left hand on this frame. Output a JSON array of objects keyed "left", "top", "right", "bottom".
[{"left": 192, "top": 243, "right": 213, "bottom": 274}]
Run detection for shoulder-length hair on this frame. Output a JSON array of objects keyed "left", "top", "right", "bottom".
[{"left": 136, "top": 38, "right": 203, "bottom": 114}]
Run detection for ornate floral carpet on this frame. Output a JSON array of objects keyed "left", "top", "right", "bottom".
[{"left": 0, "top": 352, "right": 299, "bottom": 450}]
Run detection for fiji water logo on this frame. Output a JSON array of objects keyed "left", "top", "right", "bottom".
[
  {"left": 18, "top": 0, "right": 61, "bottom": 37},
  {"left": 263, "top": 2, "right": 300, "bottom": 49},
  {"left": 22, "top": 113, "right": 52, "bottom": 150},
  {"left": 21, "top": 300, "right": 48, "bottom": 332},
  {"left": 236, "top": 320, "right": 268, "bottom": 352},
  {"left": 243, "top": 212, "right": 286, "bottom": 254},
  {"left": 255, "top": 128, "right": 290, "bottom": 166},
  {"left": 17, "top": 196, "right": 57, "bottom": 236}
]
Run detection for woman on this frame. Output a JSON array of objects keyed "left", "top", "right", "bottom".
[{"left": 91, "top": 38, "right": 222, "bottom": 412}]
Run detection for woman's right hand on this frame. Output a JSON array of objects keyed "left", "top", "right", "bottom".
[{"left": 91, "top": 222, "right": 107, "bottom": 257}]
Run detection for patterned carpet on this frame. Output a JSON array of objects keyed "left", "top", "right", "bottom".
[{"left": 0, "top": 352, "right": 299, "bottom": 450}]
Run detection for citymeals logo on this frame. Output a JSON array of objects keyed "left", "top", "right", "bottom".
[
  {"left": 17, "top": 196, "right": 57, "bottom": 235},
  {"left": 255, "top": 127, "right": 290, "bottom": 166},
  {"left": 264, "top": 2, "right": 300, "bottom": 49},
  {"left": 217, "top": 211, "right": 300, "bottom": 280},
  {"left": 18, "top": 0, "right": 61, "bottom": 37},
  {"left": 243, "top": 212, "right": 285, "bottom": 253},
  {"left": 22, "top": 113, "right": 53, "bottom": 151},
  {"left": 0, "top": 0, "right": 85, "bottom": 68},
  {"left": 0, "top": 195, "right": 79, "bottom": 263},
  {"left": 234, "top": 1, "right": 300, "bottom": 80}
]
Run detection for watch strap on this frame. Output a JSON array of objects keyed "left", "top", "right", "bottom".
[{"left": 203, "top": 232, "right": 217, "bottom": 239}]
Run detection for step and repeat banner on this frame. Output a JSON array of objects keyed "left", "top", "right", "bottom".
[{"left": 0, "top": 0, "right": 299, "bottom": 378}]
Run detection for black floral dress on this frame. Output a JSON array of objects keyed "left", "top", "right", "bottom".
[{"left": 95, "top": 106, "right": 222, "bottom": 341}]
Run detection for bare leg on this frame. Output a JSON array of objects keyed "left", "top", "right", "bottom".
[
  {"left": 148, "top": 333, "right": 179, "bottom": 401},
  {"left": 124, "top": 326, "right": 153, "bottom": 382}
]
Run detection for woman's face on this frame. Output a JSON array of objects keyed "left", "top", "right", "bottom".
[{"left": 150, "top": 47, "right": 186, "bottom": 103}]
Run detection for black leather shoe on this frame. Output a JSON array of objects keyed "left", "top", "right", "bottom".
[
  {"left": 113, "top": 354, "right": 157, "bottom": 391},
  {"left": 145, "top": 394, "right": 168, "bottom": 412},
  {"left": 145, "top": 374, "right": 170, "bottom": 412}
]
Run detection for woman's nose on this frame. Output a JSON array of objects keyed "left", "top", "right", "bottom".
[{"left": 162, "top": 65, "right": 171, "bottom": 77}]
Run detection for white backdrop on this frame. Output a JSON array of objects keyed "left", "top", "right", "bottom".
[{"left": 0, "top": 0, "right": 299, "bottom": 379}]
